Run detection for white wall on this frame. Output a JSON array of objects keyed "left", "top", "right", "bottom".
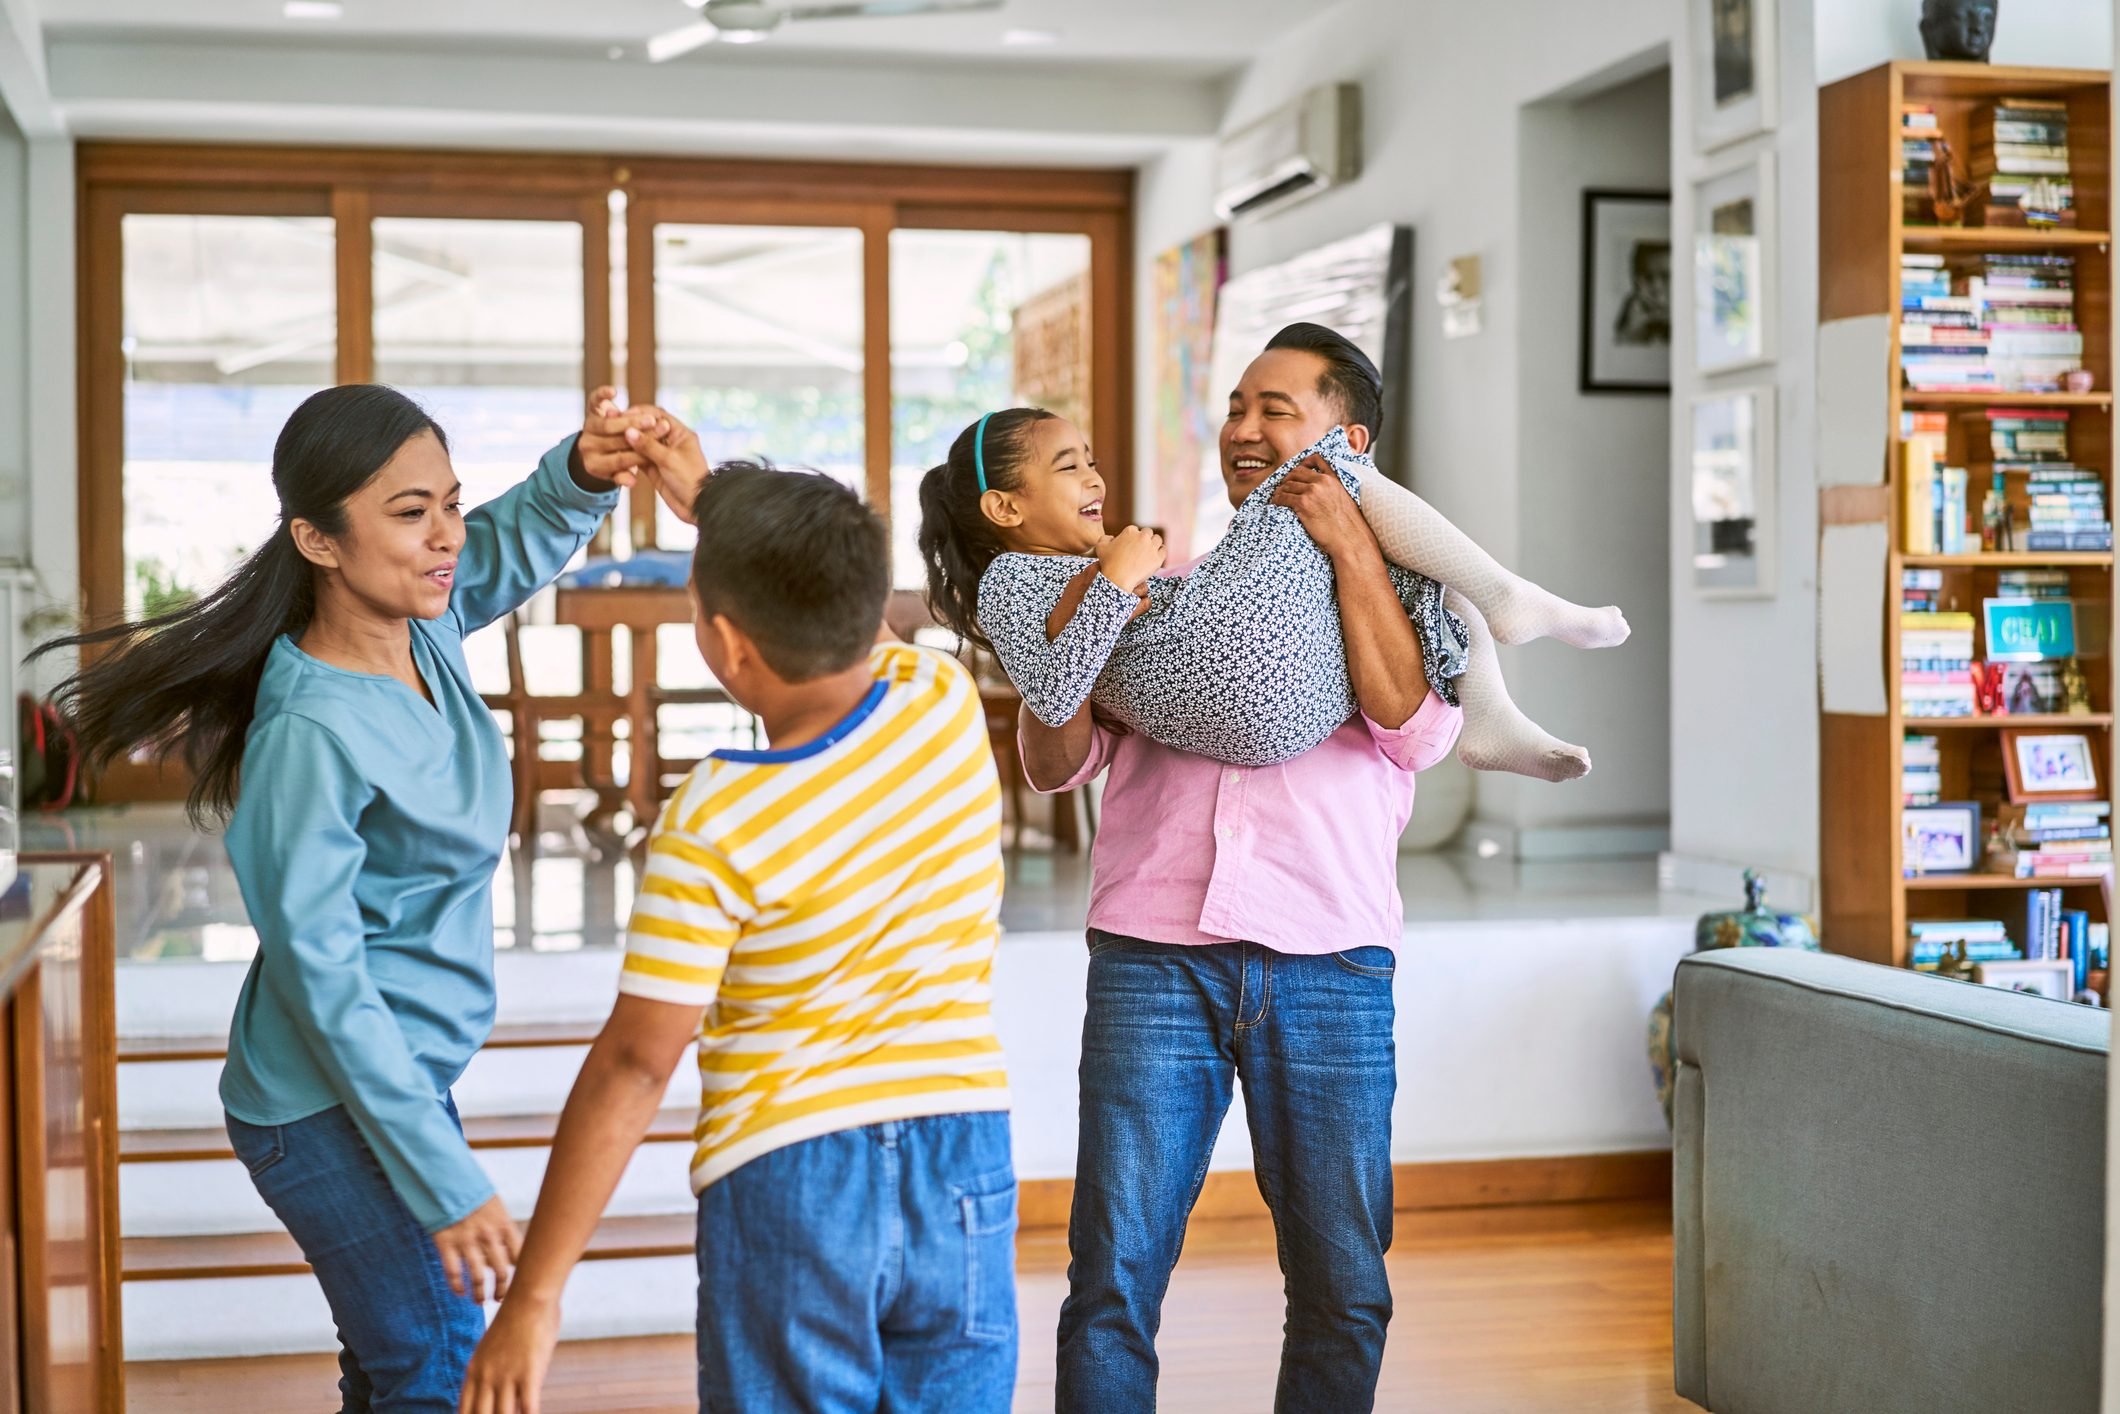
[
  {"left": 1508, "top": 65, "right": 1673, "bottom": 835},
  {"left": 1819, "top": 0, "right": 2114, "bottom": 85},
  {"left": 1660, "top": 0, "right": 1822, "bottom": 900},
  {"left": 0, "top": 101, "right": 25, "bottom": 568},
  {"left": 1135, "top": 0, "right": 1682, "bottom": 848}
]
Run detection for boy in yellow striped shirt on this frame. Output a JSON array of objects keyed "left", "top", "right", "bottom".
[{"left": 463, "top": 415, "right": 1014, "bottom": 1414}]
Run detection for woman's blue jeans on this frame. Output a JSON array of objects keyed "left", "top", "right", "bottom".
[{"left": 226, "top": 1097, "right": 485, "bottom": 1413}]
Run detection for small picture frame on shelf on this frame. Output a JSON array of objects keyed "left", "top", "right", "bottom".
[
  {"left": 1692, "top": 150, "right": 1776, "bottom": 374},
  {"left": 1983, "top": 597, "right": 2078, "bottom": 663},
  {"left": 1691, "top": 0, "right": 1777, "bottom": 151},
  {"left": 1903, "top": 800, "right": 1981, "bottom": 875},
  {"left": 1972, "top": 957, "right": 2076, "bottom": 1001},
  {"left": 2002, "top": 729, "right": 2103, "bottom": 804},
  {"left": 1579, "top": 190, "right": 1673, "bottom": 394},
  {"left": 1999, "top": 662, "right": 2066, "bottom": 716},
  {"left": 1690, "top": 385, "right": 1775, "bottom": 597}
]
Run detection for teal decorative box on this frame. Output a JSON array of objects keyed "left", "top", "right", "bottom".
[{"left": 1647, "top": 869, "right": 1820, "bottom": 1125}]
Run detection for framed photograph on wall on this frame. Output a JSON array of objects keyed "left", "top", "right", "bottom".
[
  {"left": 1580, "top": 190, "right": 1672, "bottom": 394},
  {"left": 1690, "top": 385, "right": 1775, "bottom": 597},
  {"left": 1693, "top": 0, "right": 1777, "bottom": 150},
  {"left": 2002, "top": 730, "right": 2103, "bottom": 803},
  {"left": 1693, "top": 150, "right": 1776, "bottom": 374},
  {"left": 1903, "top": 801, "right": 1981, "bottom": 875}
]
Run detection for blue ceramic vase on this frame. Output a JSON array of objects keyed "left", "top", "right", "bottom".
[{"left": 1647, "top": 869, "right": 1820, "bottom": 1126}]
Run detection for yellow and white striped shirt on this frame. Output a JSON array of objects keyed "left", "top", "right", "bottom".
[{"left": 618, "top": 643, "right": 1009, "bottom": 1192}]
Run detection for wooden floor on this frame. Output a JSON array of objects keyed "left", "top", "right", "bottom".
[{"left": 126, "top": 1200, "right": 1697, "bottom": 1413}]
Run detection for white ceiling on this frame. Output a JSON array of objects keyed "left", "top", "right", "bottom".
[{"left": 36, "top": 0, "right": 1306, "bottom": 77}]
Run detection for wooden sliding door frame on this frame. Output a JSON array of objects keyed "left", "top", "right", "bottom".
[{"left": 75, "top": 143, "right": 1134, "bottom": 802}]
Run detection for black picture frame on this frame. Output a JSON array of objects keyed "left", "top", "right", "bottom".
[{"left": 1579, "top": 189, "right": 1674, "bottom": 395}]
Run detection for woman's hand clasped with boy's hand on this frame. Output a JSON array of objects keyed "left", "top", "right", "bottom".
[
  {"left": 1095, "top": 525, "right": 1166, "bottom": 597},
  {"left": 573, "top": 387, "right": 712, "bottom": 527}
]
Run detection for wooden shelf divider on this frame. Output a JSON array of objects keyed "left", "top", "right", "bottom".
[{"left": 1819, "top": 60, "right": 2117, "bottom": 970}]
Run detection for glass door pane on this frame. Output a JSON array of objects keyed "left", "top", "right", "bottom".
[
  {"left": 888, "top": 229, "right": 1092, "bottom": 589},
  {"left": 120, "top": 214, "right": 335, "bottom": 613},
  {"left": 372, "top": 217, "right": 585, "bottom": 514},
  {"left": 651, "top": 223, "right": 866, "bottom": 547}
]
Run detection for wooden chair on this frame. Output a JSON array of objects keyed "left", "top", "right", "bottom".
[{"left": 480, "top": 611, "right": 625, "bottom": 841}]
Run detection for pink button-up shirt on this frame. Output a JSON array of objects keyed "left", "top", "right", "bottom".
[{"left": 1036, "top": 696, "right": 1463, "bottom": 955}]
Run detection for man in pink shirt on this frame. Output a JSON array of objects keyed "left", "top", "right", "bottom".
[{"left": 1024, "top": 323, "right": 1463, "bottom": 1412}]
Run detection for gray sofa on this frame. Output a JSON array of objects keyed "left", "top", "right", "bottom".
[{"left": 1672, "top": 947, "right": 2110, "bottom": 1413}]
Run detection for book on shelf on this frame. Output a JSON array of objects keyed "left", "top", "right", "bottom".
[
  {"left": 1901, "top": 104, "right": 1939, "bottom": 211},
  {"left": 1900, "top": 254, "right": 2084, "bottom": 394},
  {"left": 1970, "top": 98, "right": 2076, "bottom": 228},
  {"left": 1901, "top": 609, "right": 1977, "bottom": 716},
  {"left": 1908, "top": 919, "right": 2022, "bottom": 972},
  {"left": 1903, "top": 566, "right": 1945, "bottom": 613},
  {"left": 1903, "top": 729, "right": 1943, "bottom": 804}
]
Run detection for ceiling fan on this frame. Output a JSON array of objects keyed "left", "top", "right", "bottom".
[{"left": 646, "top": 0, "right": 1006, "bottom": 63}]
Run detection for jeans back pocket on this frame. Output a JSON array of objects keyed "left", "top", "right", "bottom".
[
  {"left": 957, "top": 1172, "right": 1018, "bottom": 1343},
  {"left": 224, "top": 1114, "right": 286, "bottom": 1180}
]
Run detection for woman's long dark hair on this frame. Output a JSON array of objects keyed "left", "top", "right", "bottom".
[
  {"left": 916, "top": 407, "right": 1057, "bottom": 650},
  {"left": 31, "top": 384, "right": 447, "bottom": 825}
]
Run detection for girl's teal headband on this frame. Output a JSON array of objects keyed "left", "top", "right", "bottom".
[{"left": 973, "top": 411, "right": 997, "bottom": 494}]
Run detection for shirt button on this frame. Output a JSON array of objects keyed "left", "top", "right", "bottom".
[
  {"left": 1218, "top": 826, "right": 1234, "bottom": 840},
  {"left": 1226, "top": 772, "right": 1243, "bottom": 785}
]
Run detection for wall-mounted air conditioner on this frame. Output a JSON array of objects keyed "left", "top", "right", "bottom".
[{"left": 1213, "top": 82, "right": 1362, "bottom": 223}]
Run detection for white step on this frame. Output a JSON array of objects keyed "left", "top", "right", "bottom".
[
  {"left": 122, "top": 1140, "right": 700, "bottom": 1239},
  {"left": 123, "top": 1255, "right": 701, "bottom": 1362}
]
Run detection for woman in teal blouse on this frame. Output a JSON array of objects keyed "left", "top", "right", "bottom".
[{"left": 40, "top": 383, "right": 699, "bottom": 1411}]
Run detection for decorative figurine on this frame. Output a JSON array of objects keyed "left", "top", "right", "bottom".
[
  {"left": 1646, "top": 870, "right": 1820, "bottom": 1126},
  {"left": 2062, "top": 656, "right": 2092, "bottom": 715},
  {"left": 1920, "top": 0, "right": 1998, "bottom": 62},
  {"left": 1971, "top": 660, "right": 2006, "bottom": 716},
  {"left": 1928, "top": 137, "right": 1988, "bottom": 226},
  {"left": 2064, "top": 369, "right": 2096, "bottom": 394},
  {"left": 1980, "top": 468, "right": 2008, "bottom": 552}
]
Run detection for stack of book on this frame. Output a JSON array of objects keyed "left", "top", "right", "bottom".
[
  {"left": 1902, "top": 566, "right": 1944, "bottom": 613},
  {"left": 2026, "top": 465, "right": 2111, "bottom": 552},
  {"left": 1902, "top": 733, "right": 1942, "bottom": 806},
  {"left": 1901, "top": 103, "right": 1939, "bottom": 219},
  {"left": 2004, "top": 801, "right": 2113, "bottom": 880},
  {"left": 1988, "top": 406, "right": 2071, "bottom": 465},
  {"left": 1900, "top": 254, "right": 1991, "bottom": 391},
  {"left": 1980, "top": 254, "right": 2081, "bottom": 392},
  {"left": 1908, "top": 918, "right": 2020, "bottom": 972},
  {"left": 1901, "top": 610, "right": 1978, "bottom": 717},
  {"left": 1971, "top": 97, "right": 2075, "bottom": 227},
  {"left": 1996, "top": 567, "right": 2072, "bottom": 600}
]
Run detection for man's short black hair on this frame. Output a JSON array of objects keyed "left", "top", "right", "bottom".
[
  {"left": 1265, "top": 321, "right": 1386, "bottom": 441},
  {"left": 690, "top": 461, "right": 889, "bottom": 682}
]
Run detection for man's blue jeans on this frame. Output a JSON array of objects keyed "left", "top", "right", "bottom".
[
  {"left": 1056, "top": 933, "right": 1397, "bottom": 1413},
  {"left": 695, "top": 1111, "right": 1018, "bottom": 1413},
  {"left": 225, "top": 1098, "right": 484, "bottom": 1413}
]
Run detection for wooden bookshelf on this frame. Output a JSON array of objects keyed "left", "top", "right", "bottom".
[{"left": 1820, "top": 61, "right": 2116, "bottom": 970}]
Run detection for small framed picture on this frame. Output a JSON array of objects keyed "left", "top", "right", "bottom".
[
  {"left": 2002, "top": 730, "right": 2103, "bottom": 803},
  {"left": 1903, "top": 801, "right": 1981, "bottom": 875},
  {"left": 1983, "top": 597, "right": 2078, "bottom": 663},
  {"left": 1693, "top": 0, "right": 1777, "bottom": 151},
  {"left": 1999, "top": 662, "right": 2064, "bottom": 716},
  {"left": 1580, "top": 190, "right": 1673, "bottom": 394},
  {"left": 1972, "top": 957, "right": 2076, "bottom": 1001},
  {"left": 1690, "top": 385, "right": 1776, "bottom": 597},
  {"left": 1693, "top": 150, "right": 1777, "bottom": 374}
]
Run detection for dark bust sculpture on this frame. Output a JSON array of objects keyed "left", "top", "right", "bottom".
[{"left": 1920, "top": 0, "right": 1998, "bottom": 62}]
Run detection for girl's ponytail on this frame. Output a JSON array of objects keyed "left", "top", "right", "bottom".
[{"left": 916, "top": 407, "right": 1056, "bottom": 651}]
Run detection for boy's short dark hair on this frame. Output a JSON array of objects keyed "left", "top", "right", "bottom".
[
  {"left": 690, "top": 462, "right": 889, "bottom": 682},
  {"left": 1265, "top": 321, "right": 1386, "bottom": 441}
]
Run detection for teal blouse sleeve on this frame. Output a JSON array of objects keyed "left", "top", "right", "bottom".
[
  {"left": 449, "top": 434, "right": 623, "bottom": 636},
  {"left": 225, "top": 714, "right": 497, "bottom": 1233}
]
